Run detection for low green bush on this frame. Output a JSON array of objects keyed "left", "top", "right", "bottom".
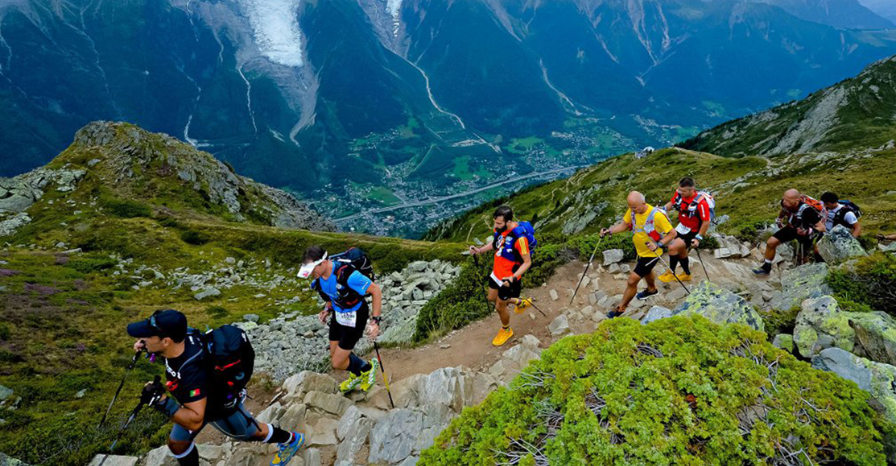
[
  {"left": 103, "top": 198, "right": 152, "bottom": 218},
  {"left": 180, "top": 228, "right": 211, "bottom": 246},
  {"left": 828, "top": 252, "right": 896, "bottom": 315},
  {"left": 420, "top": 316, "right": 893, "bottom": 466},
  {"left": 759, "top": 306, "right": 800, "bottom": 337},
  {"left": 65, "top": 257, "right": 117, "bottom": 274}
]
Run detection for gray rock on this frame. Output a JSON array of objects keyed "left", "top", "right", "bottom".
[
  {"left": 0, "top": 385, "right": 12, "bottom": 402},
  {"left": 549, "top": 314, "right": 570, "bottom": 337},
  {"left": 336, "top": 413, "right": 372, "bottom": 465},
  {"left": 642, "top": 306, "right": 672, "bottom": 325},
  {"left": 88, "top": 456, "right": 138, "bottom": 466},
  {"left": 673, "top": 281, "right": 764, "bottom": 331},
  {"left": 793, "top": 296, "right": 854, "bottom": 358},
  {"left": 602, "top": 249, "right": 624, "bottom": 266},
  {"left": 0, "top": 452, "right": 30, "bottom": 466},
  {"left": 850, "top": 312, "right": 896, "bottom": 366},
  {"left": 369, "top": 409, "right": 424, "bottom": 464},
  {"left": 772, "top": 334, "right": 794, "bottom": 353},
  {"left": 304, "top": 391, "right": 352, "bottom": 417},
  {"left": 302, "top": 449, "right": 322, "bottom": 466},
  {"left": 549, "top": 289, "right": 559, "bottom": 301},
  {"left": 243, "top": 314, "right": 260, "bottom": 323},
  {"left": 812, "top": 347, "right": 896, "bottom": 423},
  {"left": 0, "top": 213, "right": 31, "bottom": 237},
  {"left": 769, "top": 263, "right": 831, "bottom": 311},
  {"left": 817, "top": 225, "right": 866, "bottom": 265},
  {"left": 607, "top": 263, "right": 621, "bottom": 274},
  {"left": 194, "top": 287, "right": 221, "bottom": 301}
]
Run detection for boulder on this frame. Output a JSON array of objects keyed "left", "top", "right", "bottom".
[
  {"left": 88, "top": 456, "right": 138, "bottom": 466},
  {"left": 193, "top": 287, "right": 221, "bottom": 301},
  {"left": 140, "top": 446, "right": 175, "bottom": 466},
  {"left": 672, "top": 281, "right": 764, "bottom": 331},
  {"left": 282, "top": 371, "right": 339, "bottom": 400},
  {"left": 304, "top": 391, "right": 352, "bottom": 417},
  {"left": 641, "top": 306, "right": 672, "bottom": 325},
  {"left": 336, "top": 411, "right": 373, "bottom": 465},
  {"left": 850, "top": 312, "right": 896, "bottom": 366},
  {"left": 0, "top": 213, "right": 31, "bottom": 237},
  {"left": 302, "top": 449, "right": 322, "bottom": 466},
  {"left": 418, "top": 367, "right": 465, "bottom": 413},
  {"left": 489, "top": 336, "right": 542, "bottom": 385},
  {"left": 368, "top": 409, "right": 425, "bottom": 464},
  {"left": 817, "top": 225, "right": 866, "bottom": 265},
  {"left": 306, "top": 417, "right": 340, "bottom": 447},
  {"left": 769, "top": 263, "right": 830, "bottom": 311},
  {"left": 549, "top": 314, "right": 570, "bottom": 337},
  {"left": 603, "top": 249, "right": 624, "bottom": 265},
  {"left": 812, "top": 347, "right": 896, "bottom": 424},
  {"left": 772, "top": 334, "right": 794, "bottom": 353},
  {"left": 793, "top": 296, "right": 854, "bottom": 358}
]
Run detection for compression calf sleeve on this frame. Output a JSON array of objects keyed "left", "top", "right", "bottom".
[
  {"left": 348, "top": 353, "right": 372, "bottom": 376},
  {"left": 265, "top": 424, "right": 293, "bottom": 444},
  {"left": 680, "top": 258, "right": 691, "bottom": 275},
  {"left": 669, "top": 256, "right": 679, "bottom": 273},
  {"left": 173, "top": 444, "right": 199, "bottom": 466}
]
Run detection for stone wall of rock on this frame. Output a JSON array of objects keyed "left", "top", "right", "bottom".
[
  {"left": 236, "top": 260, "right": 461, "bottom": 381},
  {"left": 0, "top": 167, "right": 86, "bottom": 236}
]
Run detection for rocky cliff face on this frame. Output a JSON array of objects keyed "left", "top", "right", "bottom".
[{"left": 0, "top": 121, "right": 335, "bottom": 236}]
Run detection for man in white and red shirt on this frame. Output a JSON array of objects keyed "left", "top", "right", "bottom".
[{"left": 661, "top": 177, "right": 712, "bottom": 282}]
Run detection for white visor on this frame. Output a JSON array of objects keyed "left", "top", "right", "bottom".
[{"left": 298, "top": 252, "right": 327, "bottom": 279}]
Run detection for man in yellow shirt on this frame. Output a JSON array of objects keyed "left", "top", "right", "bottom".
[{"left": 600, "top": 191, "right": 678, "bottom": 318}]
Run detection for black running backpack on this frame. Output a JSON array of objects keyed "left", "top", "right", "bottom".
[
  {"left": 196, "top": 325, "right": 255, "bottom": 411},
  {"left": 329, "top": 247, "right": 376, "bottom": 281}
]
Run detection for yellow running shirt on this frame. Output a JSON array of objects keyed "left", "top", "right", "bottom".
[{"left": 623, "top": 205, "right": 674, "bottom": 258}]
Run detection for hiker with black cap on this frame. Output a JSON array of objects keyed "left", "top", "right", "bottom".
[
  {"left": 299, "top": 245, "right": 383, "bottom": 394},
  {"left": 753, "top": 188, "right": 827, "bottom": 275},
  {"left": 127, "top": 310, "right": 304, "bottom": 466}
]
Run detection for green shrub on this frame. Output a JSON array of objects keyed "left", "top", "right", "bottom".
[
  {"left": 180, "top": 229, "right": 210, "bottom": 246},
  {"left": 65, "top": 257, "right": 117, "bottom": 274},
  {"left": 420, "top": 317, "right": 893, "bottom": 466},
  {"left": 205, "top": 306, "right": 229, "bottom": 319},
  {"left": 103, "top": 198, "right": 152, "bottom": 218},
  {"left": 759, "top": 306, "right": 799, "bottom": 337},
  {"left": 0, "top": 322, "right": 9, "bottom": 341},
  {"left": 828, "top": 252, "right": 896, "bottom": 315}
]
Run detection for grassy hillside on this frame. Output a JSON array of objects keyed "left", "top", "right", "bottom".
[
  {"left": 0, "top": 123, "right": 467, "bottom": 465},
  {"left": 426, "top": 147, "right": 896, "bottom": 244},
  {"left": 680, "top": 56, "right": 896, "bottom": 157}
]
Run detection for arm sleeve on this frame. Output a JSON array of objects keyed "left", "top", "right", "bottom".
[
  {"left": 347, "top": 271, "right": 372, "bottom": 295},
  {"left": 515, "top": 237, "right": 530, "bottom": 256},
  {"left": 845, "top": 212, "right": 858, "bottom": 225}
]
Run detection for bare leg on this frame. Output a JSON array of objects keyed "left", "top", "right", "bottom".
[
  {"left": 496, "top": 299, "right": 511, "bottom": 326},
  {"left": 620, "top": 272, "right": 641, "bottom": 310}
]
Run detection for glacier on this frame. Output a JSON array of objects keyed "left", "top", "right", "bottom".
[{"left": 238, "top": 0, "right": 304, "bottom": 67}]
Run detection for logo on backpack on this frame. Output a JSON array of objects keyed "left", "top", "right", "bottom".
[{"left": 194, "top": 325, "right": 255, "bottom": 411}]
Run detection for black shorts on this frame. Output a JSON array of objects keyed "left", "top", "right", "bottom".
[
  {"left": 633, "top": 256, "right": 660, "bottom": 278},
  {"left": 329, "top": 301, "right": 369, "bottom": 351},
  {"left": 677, "top": 231, "right": 699, "bottom": 249},
  {"left": 773, "top": 226, "right": 815, "bottom": 249},
  {"left": 489, "top": 274, "right": 522, "bottom": 301}
]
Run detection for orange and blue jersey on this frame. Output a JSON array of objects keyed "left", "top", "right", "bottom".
[{"left": 492, "top": 227, "right": 530, "bottom": 281}]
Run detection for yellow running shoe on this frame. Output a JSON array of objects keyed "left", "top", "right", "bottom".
[
  {"left": 676, "top": 273, "right": 692, "bottom": 281},
  {"left": 492, "top": 327, "right": 514, "bottom": 346},
  {"left": 514, "top": 298, "right": 533, "bottom": 314},
  {"left": 339, "top": 372, "right": 362, "bottom": 393},
  {"left": 658, "top": 271, "right": 677, "bottom": 283},
  {"left": 359, "top": 358, "right": 379, "bottom": 392}
]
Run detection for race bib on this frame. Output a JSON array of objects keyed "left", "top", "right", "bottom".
[
  {"left": 675, "top": 223, "right": 692, "bottom": 235},
  {"left": 335, "top": 310, "right": 357, "bottom": 327}
]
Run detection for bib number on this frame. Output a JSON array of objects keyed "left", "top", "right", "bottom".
[
  {"left": 675, "top": 223, "right": 692, "bottom": 235},
  {"left": 335, "top": 310, "right": 357, "bottom": 327}
]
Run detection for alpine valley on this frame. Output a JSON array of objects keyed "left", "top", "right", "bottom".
[{"left": 3, "top": 0, "right": 896, "bottom": 236}]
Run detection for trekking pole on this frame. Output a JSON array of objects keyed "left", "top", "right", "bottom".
[
  {"left": 99, "top": 350, "right": 143, "bottom": 428},
  {"left": 372, "top": 342, "right": 395, "bottom": 409},
  {"left": 647, "top": 243, "right": 690, "bottom": 295},
  {"left": 693, "top": 246, "right": 710, "bottom": 282},
  {"left": 97, "top": 375, "right": 160, "bottom": 466},
  {"left": 472, "top": 253, "right": 495, "bottom": 315},
  {"left": 570, "top": 236, "right": 604, "bottom": 305}
]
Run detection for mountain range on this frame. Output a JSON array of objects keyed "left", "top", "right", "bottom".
[{"left": 3, "top": 0, "right": 896, "bottom": 234}]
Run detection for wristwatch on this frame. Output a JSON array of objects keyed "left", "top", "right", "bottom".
[
  {"left": 656, "top": 241, "right": 665, "bottom": 249},
  {"left": 695, "top": 234, "right": 703, "bottom": 241},
  {"left": 371, "top": 316, "right": 383, "bottom": 325}
]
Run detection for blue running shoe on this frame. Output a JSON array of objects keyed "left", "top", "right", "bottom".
[{"left": 271, "top": 432, "right": 304, "bottom": 466}]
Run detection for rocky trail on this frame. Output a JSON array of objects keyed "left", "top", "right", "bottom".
[{"left": 95, "top": 229, "right": 892, "bottom": 466}]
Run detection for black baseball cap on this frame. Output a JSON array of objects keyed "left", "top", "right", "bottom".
[{"left": 127, "top": 310, "right": 187, "bottom": 341}]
